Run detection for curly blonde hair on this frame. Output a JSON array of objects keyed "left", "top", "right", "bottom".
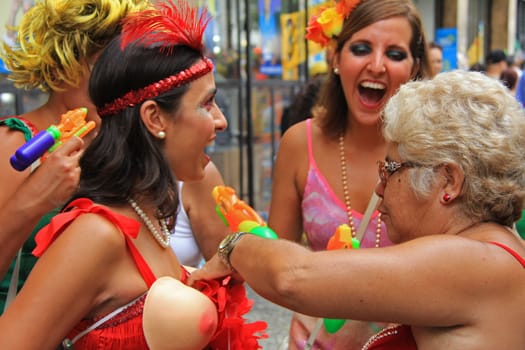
[
  {"left": 383, "top": 70, "right": 525, "bottom": 226},
  {"left": 1, "top": 0, "right": 148, "bottom": 92}
]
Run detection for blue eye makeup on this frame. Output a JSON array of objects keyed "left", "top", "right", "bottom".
[
  {"left": 350, "top": 43, "right": 371, "bottom": 56},
  {"left": 349, "top": 43, "right": 409, "bottom": 62},
  {"left": 386, "top": 50, "right": 408, "bottom": 61}
]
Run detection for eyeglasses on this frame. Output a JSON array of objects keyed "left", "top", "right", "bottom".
[{"left": 377, "top": 160, "right": 416, "bottom": 184}]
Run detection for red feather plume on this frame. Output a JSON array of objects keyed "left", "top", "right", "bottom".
[{"left": 120, "top": 0, "right": 210, "bottom": 53}]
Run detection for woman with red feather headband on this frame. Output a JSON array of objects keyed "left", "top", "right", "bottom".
[{"left": 0, "top": 1, "right": 267, "bottom": 349}]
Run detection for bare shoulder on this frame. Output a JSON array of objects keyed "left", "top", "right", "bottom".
[
  {"left": 279, "top": 119, "right": 308, "bottom": 149},
  {"left": 57, "top": 211, "right": 128, "bottom": 260},
  {"left": 281, "top": 117, "right": 333, "bottom": 151},
  {"left": 0, "top": 127, "right": 32, "bottom": 203},
  {"left": 457, "top": 223, "right": 525, "bottom": 270},
  {"left": 0, "top": 124, "right": 27, "bottom": 152},
  {"left": 276, "top": 120, "right": 309, "bottom": 170},
  {"left": 394, "top": 233, "right": 525, "bottom": 290}
]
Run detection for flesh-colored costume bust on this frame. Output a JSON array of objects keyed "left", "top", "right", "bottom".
[{"left": 144, "top": 276, "right": 218, "bottom": 350}]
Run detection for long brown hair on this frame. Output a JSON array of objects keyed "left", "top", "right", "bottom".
[{"left": 316, "top": 0, "right": 430, "bottom": 138}]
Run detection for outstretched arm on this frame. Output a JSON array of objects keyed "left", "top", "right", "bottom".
[{"left": 190, "top": 233, "right": 513, "bottom": 327}]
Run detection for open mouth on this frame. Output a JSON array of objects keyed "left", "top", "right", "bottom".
[{"left": 359, "top": 81, "right": 386, "bottom": 105}]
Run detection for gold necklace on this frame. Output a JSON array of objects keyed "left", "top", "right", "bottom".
[{"left": 339, "top": 134, "right": 382, "bottom": 248}]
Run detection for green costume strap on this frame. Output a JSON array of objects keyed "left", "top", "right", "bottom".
[{"left": 0, "top": 117, "right": 37, "bottom": 142}]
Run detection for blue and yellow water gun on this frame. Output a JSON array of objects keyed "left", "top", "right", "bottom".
[{"left": 10, "top": 107, "right": 95, "bottom": 171}]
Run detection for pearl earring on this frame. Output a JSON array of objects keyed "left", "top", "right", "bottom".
[
  {"left": 157, "top": 131, "right": 166, "bottom": 139},
  {"left": 333, "top": 67, "right": 340, "bottom": 75}
]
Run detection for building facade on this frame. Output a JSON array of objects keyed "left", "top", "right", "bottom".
[{"left": 436, "top": 0, "right": 523, "bottom": 68}]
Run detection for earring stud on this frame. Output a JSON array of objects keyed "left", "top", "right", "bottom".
[
  {"left": 157, "top": 131, "right": 166, "bottom": 139},
  {"left": 443, "top": 193, "right": 451, "bottom": 202},
  {"left": 333, "top": 67, "right": 340, "bottom": 75}
]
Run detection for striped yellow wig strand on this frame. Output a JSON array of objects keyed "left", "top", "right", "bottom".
[{"left": 1, "top": 0, "right": 149, "bottom": 92}]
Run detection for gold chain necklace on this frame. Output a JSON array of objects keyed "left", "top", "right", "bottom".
[{"left": 339, "top": 134, "right": 382, "bottom": 248}]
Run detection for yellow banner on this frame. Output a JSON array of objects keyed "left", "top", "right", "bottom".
[
  {"left": 467, "top": 24, "right": 484, "bottom": 67},
  {"left": 280, "top": 11, "right": 305, "bottom": 80}
]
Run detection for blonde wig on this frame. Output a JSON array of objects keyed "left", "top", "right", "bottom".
[{"left": 1, "top": 0, "right": 148, "bottom": 92}]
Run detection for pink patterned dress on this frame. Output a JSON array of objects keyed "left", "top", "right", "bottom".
[{"left": 288, "top": 119, "right": 392, "bottom": 350}]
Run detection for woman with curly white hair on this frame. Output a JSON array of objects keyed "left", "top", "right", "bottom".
[{"left": 191, "top": 69, "right": 525, "bottom": 350}]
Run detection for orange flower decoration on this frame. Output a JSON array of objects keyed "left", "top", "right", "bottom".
[
  {"left": 336, "top": 0, "right": 361, "bottom": 17},
  {"left": 306, "top": 0, "right": 362, "bottom": 47}
]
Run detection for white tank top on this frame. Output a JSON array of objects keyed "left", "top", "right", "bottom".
[{"left": 170, "top": 182, "right": 204, "bottom": 267}]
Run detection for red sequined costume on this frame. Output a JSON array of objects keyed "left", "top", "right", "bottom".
[{"left": 33, "top": 198, "right": 267, "bottom": 349}]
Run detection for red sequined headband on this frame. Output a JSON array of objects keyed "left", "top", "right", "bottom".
[
  {"left": 97, "top": 57, "right": 214, "bottom": 117},
  {"left": 97, "top": 0, "right": 213, "bottom": 117}
]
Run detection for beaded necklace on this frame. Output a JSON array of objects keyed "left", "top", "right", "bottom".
[
  {"left": 339, "top": 134, "right": 382, "bottom": 247},
  {"left": 360, "top": 325, "right": 401, "bottom": 350},
  {"left": 128, "top": 198, "right": 170, "bottom": 248}
]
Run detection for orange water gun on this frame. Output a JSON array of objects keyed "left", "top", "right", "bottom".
[
  {"left": 212, "top": 185, "right": 277, "bottom": 239},
  {"left": 326, "top": 224, "right": 360, "bottom": 250},
  {"left": 10, "top": 107, "right": 95, "bottom": 171}
]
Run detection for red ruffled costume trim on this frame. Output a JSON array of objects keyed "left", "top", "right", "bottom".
[
  {"left": 194, "top": 275, "right": 269, "bottom": 349},
  {"left": 33, "top": 198, "right": 268, "bottom": 349}
]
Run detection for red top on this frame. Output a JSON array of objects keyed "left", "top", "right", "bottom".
[
  {"left": 488, "top": 241, "right": 525, "bottom": 268},
  {"left": 34, "top": 198, "right": 267, "bottom": 349},
  {"left": 362, "top": 325, "right": 417, "bottom": 350}
]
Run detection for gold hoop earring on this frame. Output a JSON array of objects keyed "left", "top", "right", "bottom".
[{"left": 157, "top": 131, "right": 166, "bottom": 139}]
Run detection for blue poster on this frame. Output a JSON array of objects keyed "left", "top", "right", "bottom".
[
  {"left": 0, "top": 59, "right": 9, "bottom": 74},
  {"left": 258, "top": 0, "right": 282, "bottom": 76},
  {"left": 435, "top": 28, "right": 457, "bottom": 71}
]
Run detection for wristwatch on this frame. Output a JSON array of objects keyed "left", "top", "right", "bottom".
[{"left": 218, "top": 231, "right": 249, "bottom": 270}]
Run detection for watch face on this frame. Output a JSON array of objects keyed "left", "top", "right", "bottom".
[
  {"left": 219, "top": 233, "right": 235, "bottom": 250},
  {"left": 218, "top": 232, "right": 247, "bottom": 269}
]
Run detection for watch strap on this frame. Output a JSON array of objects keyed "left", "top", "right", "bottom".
[{"left": 219, "top": 231, "right": 249, "bottom": 270}]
